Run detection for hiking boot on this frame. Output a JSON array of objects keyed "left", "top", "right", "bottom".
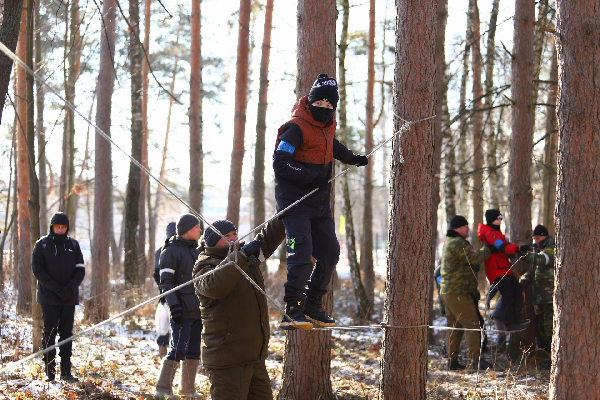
[
  {"left": 280, "top": 300, "right": 313, "bottom": 330},
  {"left": 61, "top": 374, "right": 79, "bottom": 383},
  {"left": 304, "top": 296, "right": 336, "bottom": 327},
  {"left": 468, "top": 358, "right": 493, "bottom": 371},
  {"left": 447, "top": 359, "right": 465, "bottom": 371}
]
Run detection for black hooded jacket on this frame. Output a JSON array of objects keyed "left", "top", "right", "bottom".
[
  {"left": 31, "top": 226, "right": 85, "bottom": 306},
  {"left": 159, "top": 235, "right": 201, "bottom": 318}
]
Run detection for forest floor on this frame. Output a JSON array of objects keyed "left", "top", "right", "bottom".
[{"left": 0, "top": 271, "right": 550, "bottom": 399}]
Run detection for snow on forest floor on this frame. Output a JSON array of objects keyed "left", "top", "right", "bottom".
[{"left": 0, "top": 274, "right": 550, "bottom": 399}]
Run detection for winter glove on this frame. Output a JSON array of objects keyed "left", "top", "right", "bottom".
[
  {"left": 240, "top": 240, "right": 264, "bottom": 259},
  {"left": 485, "top": 244, "right": 499, "bottom": 254},
  {"left": 226, "top": 249, "right": 251, "bottom": 270},
  {"left": 352, "top": 154, "right": 369, "bottom": 167},
  {"left": 169, "top": 304, "right": 183, "bottom": 324},
  {"left": 58, "top": 286, "right": 72, "bottom": 302},
  {"left": 310, "top": 173, "right": 329, "bottom": 191},
  {"left": 519, "top": 244, "right": 531, "bottom": 253}
]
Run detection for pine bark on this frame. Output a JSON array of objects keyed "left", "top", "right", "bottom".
[
  {"left": 16, "top": 2, "right": 31, "bottom": 315},
  {"left": 279, "top": 1, "right": 336, "bottom": 399},
  {"left": 379, "top": 1, "right": 436, "bottom": 398},
  {"left": 469, "top": 0, "right": 484, "bottom": 249},
  {"left": 0, "top": 0, "right": 24, "bottom": 124},
  {"left": 252, "top": 0, "right": 273, "bottom": 229},
  {"left": 88, "top": 0, "right": 116, "bottom": 322},
  {"left": 35, "top": 0, "right": 46, "bottom": 234},
  {"left": 551, "top": 2, "right": 600, "bottom": 397},
  {"left": 124, "top": 0, "right": 143, "bottom": 292},
  {"left": 226, "top": 0, "right": 251, "bottom": 227},
  {"left": 507, "top": 0, "right": 536, "bottom": 358},
  {"left": 457, "top": 18, "right": 471, "bottom": 217},
  {"left": 189, "top": 0, "right": 203, "bottom": 218}
]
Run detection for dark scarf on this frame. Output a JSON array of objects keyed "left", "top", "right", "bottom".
[{"left": 446, "top": 230, "right": 462, "bottom": 238}]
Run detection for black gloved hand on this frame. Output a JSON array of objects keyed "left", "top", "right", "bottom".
[
  {"left": 485, "top": 244, "right": 499, "bottom": 254},
  {"left": 169, "top": 304, "right": 183, "bottom": 324},
  {"left": 311, "top": 173, "right": 329, "bottom": 191},
  {"left": 519, "top": 244, "right": 531, "bottom": 253},
  {"left": 240, "top": 240, "right": 264, "bottom": 259},
  {"left": 352, "top": 154, "right": 369, "bottom": 167},
  {"left": 58, "top": 286, "right": 72, "bottom": 301}
]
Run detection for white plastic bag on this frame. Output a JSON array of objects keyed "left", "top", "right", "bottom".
[{"left": 155, "top": 302, "right": 170, "bottom": 336}]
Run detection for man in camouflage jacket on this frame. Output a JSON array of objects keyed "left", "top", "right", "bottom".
[
  {"left": 440, "top": 215, "right": 492, "bottom": 370},
  {"left": 519, "top": 224, "right": 555, "bottom": 352}
]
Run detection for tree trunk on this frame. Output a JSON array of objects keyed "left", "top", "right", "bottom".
[
  {"left": 457, "top": 18, "right": 471, "bottom": 218},
  {"left": 226, "top": 0, "right": 251, "bottom": 227},
  {"left": 338, "top": 0, "right": 369, "bottom": 322},
  {"left": 431, "top": 0, "right": 447, "bottom": 344},
  {"left": 379, "top": 1, "right": 436, "bottom": 398},
  {"left": 551, "top": 2, "right": 600, "bottom": 397},
  {"left": 124, "top": 0, "right": 143, "bottom": 295},
  {"left": 540, "top": 44, "right": 557, "bottom": 235},
  {"left": 35, "top": 0, "right": 46, "bottom": 235},
  {"left": 25, "top": 0, "right": 42, "bottom": 350},
  {"left": 469, "top": 0, "right": 484, "bottom": 249},
  {"left": 507, "top": 0, "right": 535, "bottom": 359},
  {"left": 484, "top": 0, "right": 500, "bottom": 208},
  {"left": 252, "top": 0, "right": 273, "bottom": 230},
  {"left": 0, "top": 0, "right": 24, "bottom": 124},
  {"left": 279, "top": 1, "right": 336, "bottom": 399},
  {"left": 87, "top": 0, "right": 116, "bottom": 323},
  {"left": 0, "top": 135, "right": 16, "bottom": 287},
  {"left": 189, "top": 0, "right": 203, "bottom": 219},
  {"left": 16, "top": 2, "right": 32, "bottom": 315},
  {"left": 360, "top": 0, "right": 375, "bottom": 309},
  {"left": 137, "top": 0, "right": 152, "bottom": 287}
]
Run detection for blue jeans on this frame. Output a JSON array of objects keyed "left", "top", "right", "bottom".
[
  {"left": 282, "top": 215, "right": 340, "bottom": 302},
  {"left": 167, "top": 317, "right": 203, "bottom": 361}
]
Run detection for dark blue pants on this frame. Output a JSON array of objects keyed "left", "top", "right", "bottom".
[
  {"left": 41, "top": 304, "right": 75, "bottom": 370},
  {"left": 282, "top": 215, "right": 340, "bottom": 302},
  {"left": 167, "top": 317, "right": 203, "bottom": 361}
]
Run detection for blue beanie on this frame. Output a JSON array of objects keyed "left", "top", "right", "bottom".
[
  {"left": 203, "top": 220, "right": 236, "bottom": 247},
  {"left": 166, "top": 222, "right": 177, "bottom": 238},
  {"left": 176, "top": 214, "right": 200, "bottom": 235}
]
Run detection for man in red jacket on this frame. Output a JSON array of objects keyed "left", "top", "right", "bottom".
[{"left": 477, "top": 209, "right": 529, "bottom": 330}]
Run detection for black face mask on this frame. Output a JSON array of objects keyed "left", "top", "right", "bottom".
[
  {"left": 309, "top": 105, "right": 334, "bottom": 124},
  {"left": 53, "top": 233, "right": 67, "bottom": 244}
]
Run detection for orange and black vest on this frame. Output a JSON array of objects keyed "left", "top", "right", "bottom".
[{"left": 275, "top": 96, "right": 336, "bottom": 165}]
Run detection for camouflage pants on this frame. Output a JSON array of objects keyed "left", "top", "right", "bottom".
[
  {"left": 535, "top": 303, "right": 553, "bottom": 352},
  {"left": 441, "top": 294, "right": 482, "bottom": 360}
]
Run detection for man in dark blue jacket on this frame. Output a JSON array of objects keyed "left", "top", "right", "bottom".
[
  {"left": 32, "top": 212, "right": 85, "bottom": 382},
  {"left": 155, "top": 214, "right": 203, "bottom": 399},
  {"left": 153, "top": 221, "right": 176, "bottom": 358}
]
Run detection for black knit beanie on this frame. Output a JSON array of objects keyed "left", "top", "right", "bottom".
[
  {"left": 308, "top": 73, "right": 339, "bottom": 109},
  {"left": 533, "top": 224, "right": 549, "bottom": 237},
  {"left": 449, "top": 215, "right": 469, "bottom": 230},
  {"left": 176, "top": 214, "right": 200, "bottom": 235},
  {"left": 165, "top": 222, "right": 176, "bottom": 239},
  {"left": 485, "top": 209, "right": 502, "bottom": 225},
  {"left": 50, "top": 212, "right": 70, "bottom": 229},
  {"left": 203, "top": 220, "right": 237, "bottom": 247}
]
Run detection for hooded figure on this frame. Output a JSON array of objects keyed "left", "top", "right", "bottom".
[{"left": 31, "top": 212, "right": 85, "bottom": 382}]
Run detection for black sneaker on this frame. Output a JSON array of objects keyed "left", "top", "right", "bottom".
[
  {"left": 304, "top": 296, "right": 336, "bottom": 327},
  {"left": 280, "top": 300, "right": 313, "bottom": 330},
  {"left": 447, "top": 359, "right": 465, "bottom": 370},
  {"left": 60, "top": 374, "right": 79, "bottom": 383}
]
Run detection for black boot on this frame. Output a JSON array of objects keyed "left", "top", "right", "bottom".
[
  {"left": 304, "top": 296, "right": 335, "bottom": 327},
  {"left": 447, "top": 359, "right": 465, "bottom": 370},
  {"left": 468, "top": 358, "right": 493, "bottom": 371},
  {"left": 280, "top": 300, "right": 313, "bottom": 330},
  {"left": 44, "top": 359, "right": 56, "bottom": 382},
  {"left": 60, "top": 359, "right": 79, "bottom": 383}
]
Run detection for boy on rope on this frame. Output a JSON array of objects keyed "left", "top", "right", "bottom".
[
  {"left": 273, "top": 73, "right": 369, "bottom": 330},
  {"left": 478, "top": 209, "right": 529, "bottom": 331},
  {"left": 155, "top": 214, "right": 204, "bottom": 399},
  {"left": 440, "top": 215, "right": 493, "bottom": 371},
  {"left": 153, "top": 221, "right": 176, "bottom": 359},
  {"left": 32, "top": 212, "right": 85, "bottom": 382},
  {"left": 519, "top": 224, "right": 555, "bottom": 354},
  {"left": 193, "top": 218, "right": 285, "bottom": 399}
]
